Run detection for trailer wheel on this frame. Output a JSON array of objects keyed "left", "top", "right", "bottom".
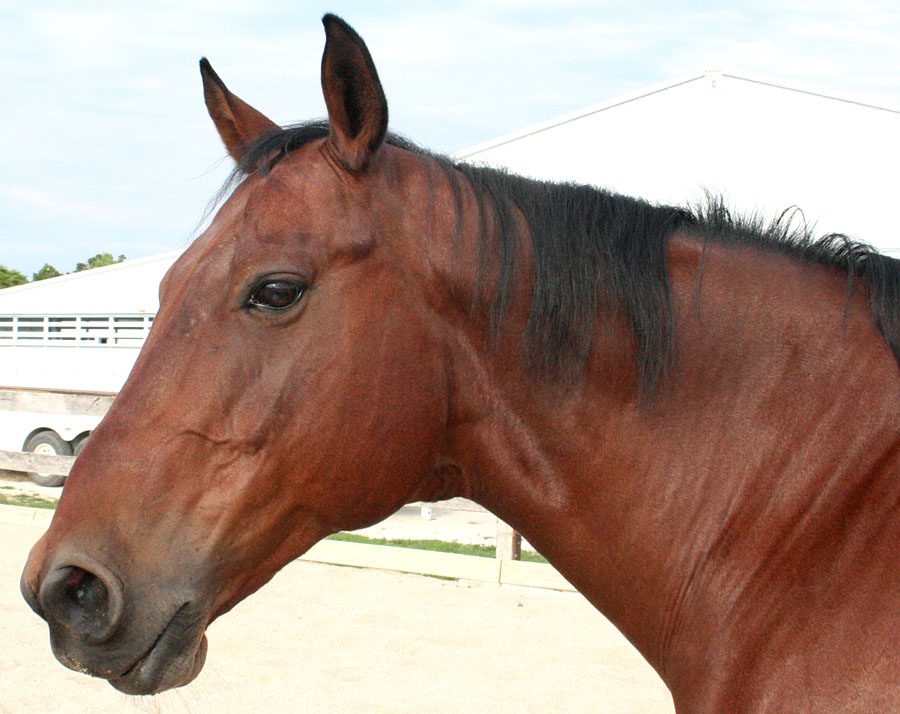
[
  {"left": 23, "top": 431, "right": 72, "bottom": 488},
  {"left": 71, "top": 433, "right": 90, "bottom": 456}
]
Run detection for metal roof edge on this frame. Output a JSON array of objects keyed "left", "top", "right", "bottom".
[
  {"left": 452, "top": 71, "right": 900, "bottom": 160},
  {"left": 718, "top": 72, "right": 900, "bottom": 116},
  {"left": 0, "top": 249, "right": 183, "bottom": 297},
  {"left": 452, "top": 73, "right": 706, "bottom": 159}
]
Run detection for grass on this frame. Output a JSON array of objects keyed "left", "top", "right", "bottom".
[
  {"left": 327, "top": 532, "right": 548, "bottom": 563},
  {"left": 0, "top": 487, "right": 58, "bottom": 509},
  {"left": 0, "top": 491, "right": 548, "bottom": 564}
]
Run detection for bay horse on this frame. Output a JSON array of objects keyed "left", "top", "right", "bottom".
[{"left": 21, "top": 14, "right": 900, "bottom": 712}]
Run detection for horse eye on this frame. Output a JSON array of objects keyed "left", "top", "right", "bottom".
[{"left": 247, "top": 280, "right": 304, "bottom": 311}]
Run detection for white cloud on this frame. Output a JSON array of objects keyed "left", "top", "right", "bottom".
[{"left": 0, "top": 183, "right": 125, "bottom": 222}]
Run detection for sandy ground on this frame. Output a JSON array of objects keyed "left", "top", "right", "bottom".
[
  {"left": 0, "top": 470, "right": 60, "bottom": 505},
  {"left": 1, "top": 483, "right": 674, "bottom": 714}
]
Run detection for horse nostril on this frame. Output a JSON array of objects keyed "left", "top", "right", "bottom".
[
  {"left": 39, "top": 562, "right": 124, "bottom": 644},
  {"left": 66, "top": 568, "right": 99, "bottom": 609}
]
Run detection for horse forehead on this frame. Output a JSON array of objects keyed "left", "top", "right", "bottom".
[{"left": 241, "top": 152, "right": 356, "bottom": 232}]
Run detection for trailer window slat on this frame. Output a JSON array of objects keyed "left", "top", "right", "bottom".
[{"left": 0, "top": 314, "right": 154, "bottom": 346}]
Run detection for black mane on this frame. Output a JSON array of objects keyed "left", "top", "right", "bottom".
[{"left": 224, "top": 120, "right": 900, "bottom": 393}]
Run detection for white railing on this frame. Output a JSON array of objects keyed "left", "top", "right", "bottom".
[{"left": 0, "top": 315, "right": 154, "bottom": 347}]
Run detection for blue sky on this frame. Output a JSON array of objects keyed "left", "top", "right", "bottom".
[{"left": 3, "top": 1, "right": 900, "bottom": 276}]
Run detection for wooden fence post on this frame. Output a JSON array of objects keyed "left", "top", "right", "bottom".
[{"left": 496, "top": 519, "right": 521, "bottom": 561}]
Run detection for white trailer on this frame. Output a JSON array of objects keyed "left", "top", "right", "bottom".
[{"left": 0, "top": 252, "right": 179, "bottom": 485}]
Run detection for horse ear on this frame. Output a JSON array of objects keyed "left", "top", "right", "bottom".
[
  {"left": 199, "top": 58, "right": 280, "bottom": 163},
  {"left": 320, "top": 14, "right": 388, "bottom": 171}
]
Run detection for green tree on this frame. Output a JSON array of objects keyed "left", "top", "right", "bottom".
[
  {"left": 75, "top": 253, "right": 126, "bottom": 272},
  {"left": 0, "top": 264, "right": 28, "bottom": 289},
  {"left": 32, "top": 263, "right": 62, "bottom": 281}
]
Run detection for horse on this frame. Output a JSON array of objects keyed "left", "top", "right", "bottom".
[{"left": 21, "top": 14, "right": 900, "bottom": 712}]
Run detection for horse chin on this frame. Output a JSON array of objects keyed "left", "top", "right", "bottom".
[{"left": 107, "top": 606, "right": 209, "bottom": 695}]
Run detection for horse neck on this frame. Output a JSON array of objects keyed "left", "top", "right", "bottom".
[{"left": 438, "top": 230, "right": 900, "bottom": 708}]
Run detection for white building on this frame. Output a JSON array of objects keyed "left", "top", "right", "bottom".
[
  {"left": 0, "top": 250, "right": 178, "bottom": 317},
  {"left": 0, "top": 251, "right": 179, "bottom": 392},
  {"left": 456, "top": 71, "right": 900, "bottom": 255},
  {"left": 0, "top": 252, "right": 181, "bottom": 480}
]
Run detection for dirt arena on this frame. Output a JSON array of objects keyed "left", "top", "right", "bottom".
[{"left": 1, "top": 504, "right": 673, "bottom": 714}]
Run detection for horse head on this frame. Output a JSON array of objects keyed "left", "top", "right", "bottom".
[{"left": 21, "top": 15, "right": 465, "bottom": 694}]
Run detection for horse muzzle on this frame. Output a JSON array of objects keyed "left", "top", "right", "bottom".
[
  {"left": 21, "top": 546, "right": 209, "bottom": 695},
  {"left": 107, "top": 604, "right": 209, "bottom": 695}
]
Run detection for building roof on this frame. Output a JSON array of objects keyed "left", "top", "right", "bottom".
[
  {"left": 456, "top": 72, "right": 900, "bottom": 158},
  {"left": 0, "top": 250, "right": 180, "bottom": 315},
  {"left": 456, "top": 72, "right": 900, "bottom": 255}
]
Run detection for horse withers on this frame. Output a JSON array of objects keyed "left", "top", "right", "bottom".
[{"left": 21, "top": 14, "right": 900, "bottom": 713}]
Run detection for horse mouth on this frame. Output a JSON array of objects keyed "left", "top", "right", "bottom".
[{"left": 108, "top": 602, "right": 208, "bottom": 695}]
